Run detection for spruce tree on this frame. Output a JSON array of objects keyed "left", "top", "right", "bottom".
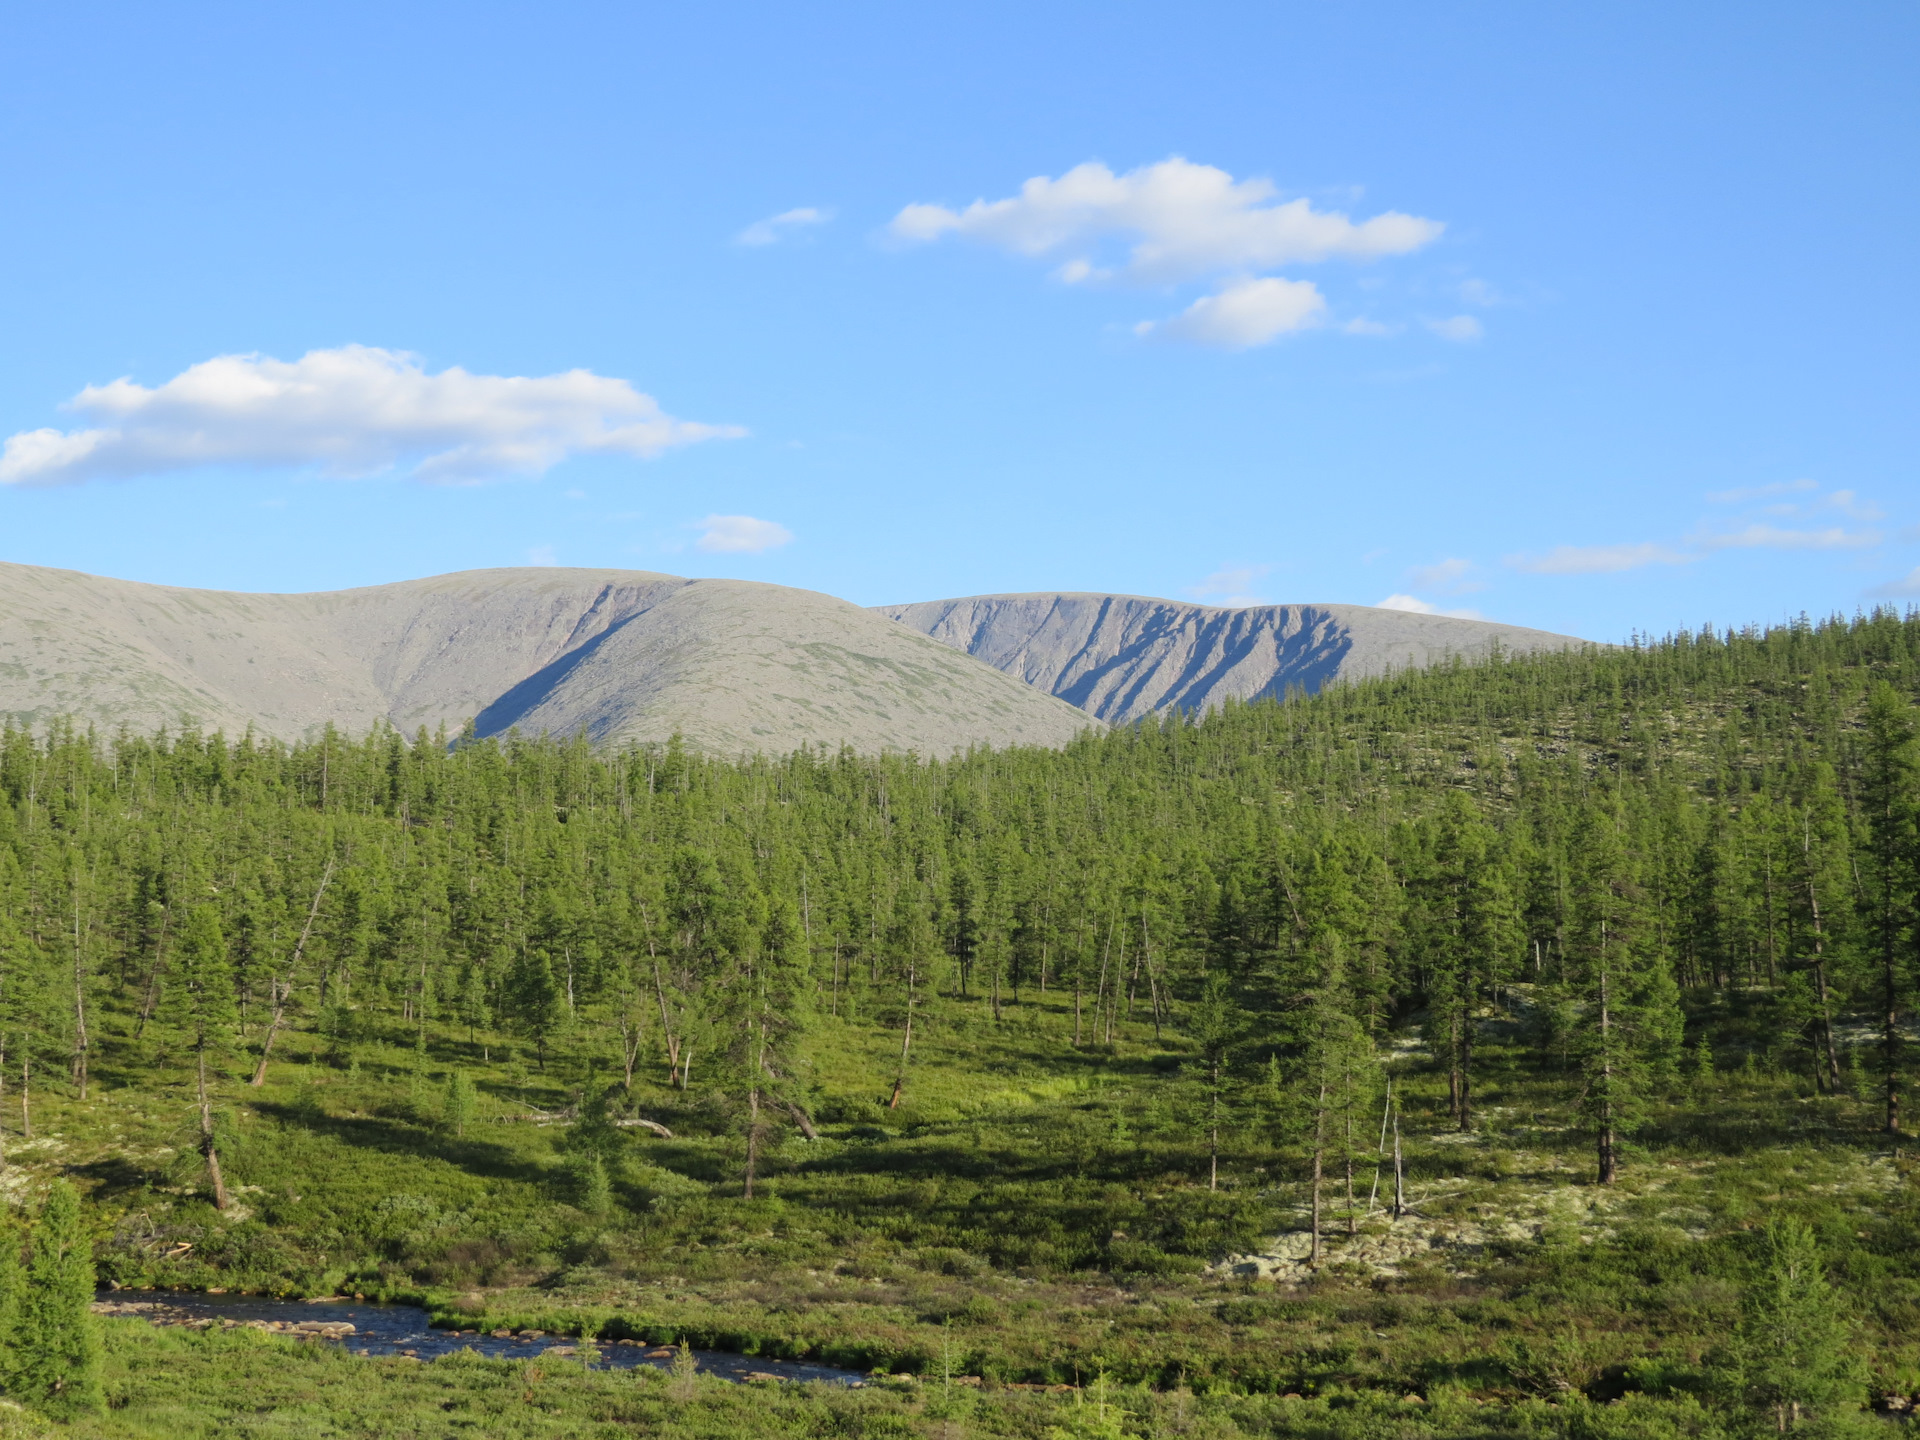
[
  {"left": 11, "top": 1182, "right": 101, "bottom": 1418},
  {"left": 1734, "top": 1219, "right": 1862, "bottom": 1431}
]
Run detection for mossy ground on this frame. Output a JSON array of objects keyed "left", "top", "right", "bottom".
[{"left": 16, "top": 984, "right": 1920, "bottom": 1434}]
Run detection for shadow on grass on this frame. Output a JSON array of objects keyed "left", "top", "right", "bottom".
[
  {"left": 252, "top": 1102, "right": 553, "bottom": 1187},
  {"left": 70, "top": 1153, "right": 168, "bottom": 1200}
]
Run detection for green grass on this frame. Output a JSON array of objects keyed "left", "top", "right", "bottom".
[
  {"left": 15, "top": 985, "right": 1920, "bottom": 1433},
  {"left": 40, "top": 1319, "right": 1747, "bottom": 1439}
]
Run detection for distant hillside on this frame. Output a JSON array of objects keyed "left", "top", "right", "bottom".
[
  {"left": 0, "top": 563, "right": 1097, "bottom": 753},
  {"left": 877, "top": 591, "right": 1587, "bottom": 723}
]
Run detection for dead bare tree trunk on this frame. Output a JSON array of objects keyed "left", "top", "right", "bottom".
[
  {"left": 1208, "top": 1054, "right": 1221, "bottom": 1192},
  {"left": 743, "top": 1085, "right": 761, "bottom": 1199},
  {"left": 1391, "top": 1106, "right": 1405, "bottom": 1219},
  {"left": 1804, "top": 864, "right": 1842, "bottom": 1090},
  {"left": 251, "top": 857, "right": 335, "bottom": 1086},
  {"left": 889, "top": 960, "right": 916, "bottom": 1109},
  {"left": 1367, "top": 1079, "right": 1392, "bottom": 1215},
  {"left": 136, "top": 906, "right": 172, "bottom": 1038},
  {"left": 72, "top": 893, "right": 89, "bottom": 1101},
  {"left": 1597, "top": 927, "right": 1618, "bottom": 1184},
  {"left": 198, "top": 1045, "right": 229, "bottom": 1212},
  {"left": 618, "top": 1014, "right": 643, "bottom": 1093},
  {"left": 1310, "top": 1079, "right": 1327, "bottom": 1267},
  {"left": 650, "top": 951, "right": 682, "bottom": 1087},
  {"left": 1141, "top": 908, "right": 1164, "bottom": 1039}
]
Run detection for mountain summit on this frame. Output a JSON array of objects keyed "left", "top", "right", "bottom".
[{"left": 877, "top": 592, "right": 1586, "bottom": 724}]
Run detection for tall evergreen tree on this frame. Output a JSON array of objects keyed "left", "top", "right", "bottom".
[
  {"left": 11, "top": 1182, "right": 101, "bottom": 1418},
  {"left": 1859, "top": 683, "right": 1916, "bottom": 1135},
  {"left": 1733, "top": 1219, "right": 1862, "bottom": 1431},
  {"left": 1563, "top": 815, "right": 1682, "bottom": 1183}
]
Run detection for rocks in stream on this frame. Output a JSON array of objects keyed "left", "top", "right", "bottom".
[{"left": 91, "top": 1300, "right": 355, "bottom": 1340}]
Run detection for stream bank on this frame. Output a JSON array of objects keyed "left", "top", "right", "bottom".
[{"left": 92, "top": 1290, "right": 865, "bottom": 1386}]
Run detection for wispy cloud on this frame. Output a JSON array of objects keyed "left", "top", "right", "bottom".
[
  {"left": 1706, "top": 478, "right": 1817, "bottom": 504},
  {"left": 1425, "top": 315, "right": 1483, "bottom": 343},
  {"left": 1694, "top": 523, "right": 1879, "bottom": 551},
  {"left": 1506, "top": 543, "right": 1693, "bottom": 576},
  {"left": 0, "top": 346, "right": 743, "bottom": 487},
  {"left": 1823, "top": 488, "right": 1885, "bottom": 521},
  {"left": 1188, "top": 564, "right": 1271, "bottom": 607},
  {"left": 890, "top": 157, "right": 1442, "bottom": 349},
  {"left": 737, "top": 207, "right": 832, "bottom": 246},
  {"left": 1509, "top": 477, "right": 1896, "bottom": 581},
  {"left": 1869, "top": 567, "right": 1920, "bottom": 598},
  {"left": 526, "top": 544, "right": 558, "bottom": 566},
  {"left": 1376, "top": 593, "right": 1483, "bottom": 619},
  {"left": 1407, "top": 557, "right": 1483, "bottom": 594},
  {"left": 695, "top": 514, "right": 793, "bottom": 554}
]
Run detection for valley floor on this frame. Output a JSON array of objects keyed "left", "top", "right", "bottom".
[{"left": 14, "top": 990, "right": 1919, "bottom": 1437}]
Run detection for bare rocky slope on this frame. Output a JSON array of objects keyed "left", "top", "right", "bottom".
[
  {"left": 877, "top": 592, "right": 1587, "bottom": 725},
  {"left": 0, "top": 563, "right": 1097, "bottom": 754}
]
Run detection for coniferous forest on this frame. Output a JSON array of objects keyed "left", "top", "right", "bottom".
[{"left": 3, "top": 611, "right": 1920, "bottom": 1436}]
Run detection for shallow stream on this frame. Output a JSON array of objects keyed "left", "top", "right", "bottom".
[{"left": 93, "top": 1290, "right": 865, "bottom": 1386}]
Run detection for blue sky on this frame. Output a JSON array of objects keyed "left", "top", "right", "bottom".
[{"left": 2, "top": 2, "right": 1915, "bottom": 642}]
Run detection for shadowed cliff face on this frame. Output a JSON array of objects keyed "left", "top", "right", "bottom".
[
  {"left": 0, "top": 563, "right": 1097, "bottom": 754},
  {"left": 876, "top": 593, "right": 1587, "bottom": 725}
]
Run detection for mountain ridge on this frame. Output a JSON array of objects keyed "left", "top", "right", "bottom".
[
  {"left": 877, "top": 590, "right": 1586, "bottom": 724},
  {"left": 0, "top": 562, "right": 1097, "bottom": 754}
]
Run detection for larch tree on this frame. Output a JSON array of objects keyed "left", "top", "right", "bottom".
[
  {"left": 164, "top": 903, "right": 238, "bottom": 1211},
  {"left": 1858, "top": 683, "right": 1916, "bottom": 1135},
  {"left": 1562, "top": 814, "right": 1682, "bottom": 1184}
]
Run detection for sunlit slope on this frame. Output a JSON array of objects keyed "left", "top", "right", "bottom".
[
  {"left": 0, "top": 563, "right": 1098, "bottom": 753},
  {"left": 878, "top": 591, "right": 1587, "bottom": 723}
]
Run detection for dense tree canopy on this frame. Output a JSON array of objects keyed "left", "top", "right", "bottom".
[{"left": 0, "top": 608, "right": 1917, "bottom": 1198}]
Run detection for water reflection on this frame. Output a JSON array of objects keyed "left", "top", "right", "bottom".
[{"left": 94, "top": 1290, "right": 864, "bottom": 1386}]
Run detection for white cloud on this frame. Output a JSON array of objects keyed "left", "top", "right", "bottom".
[
  {"left": 0, "top": 346, "right": 743, "bottom": 487},
  {"left": 1407, "top": 557, "right": 1482, "bottom": 594},
  {"left": 695, "top": 514, "right": 793, "bottom": 554},
  {"left": 1823, "top": 488, "right": 1885, "bottom": 521},
  {"left": 1506, "top": 543, "right": 1692, "bottom": 575},
  {"left": 892, "top": 158, "right": 1442, "bottom": 282},
  {"left": 526, "top": 544, "right": 558, "bottom": 566},
  {"left": 1343, "top": 317, "right": 1398, "bottom": 337},
  {"left": 1376, "top": 593, "right": 1483, "bottom": 619},
  {"left": 1695, "top": 523, "right": 1878, "bottom": 551},
  {"left": 1188, "top": 564, "right": 1271, "bottom": 607},
  {"left": 737, "top": 207, "right": 831, "bottom": 246},
  {"left": 1706, "top": 478, "right": 1817, "bottom": 504},
  {"left": 1426, "top": 314, "right": 1484, "bottom": 343},
  {"left": 1870, "top": 567, "right": 1920, "bottom": 598},
  {"left": 1142, "top": 277, "right": 1326, "bottom": 349},
  {"left": 891, "top": 158, "right": 1446, "bottom": 348},
  {"left": 1457, "top": 278, "right": 1503, "bottom": 306}
]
